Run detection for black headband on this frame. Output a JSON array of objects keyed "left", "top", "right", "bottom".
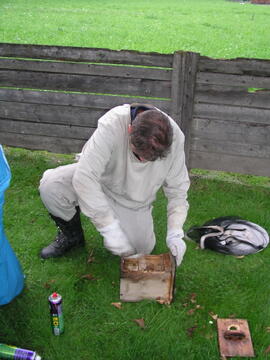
[{"left": 130, "top": 103, "right": 155, "bottom": 123}]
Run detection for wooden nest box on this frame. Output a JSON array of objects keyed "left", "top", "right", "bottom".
[{"left": 120, "top": 253, "right": 176, "bottom": 304}]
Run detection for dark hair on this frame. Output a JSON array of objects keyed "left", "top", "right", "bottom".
[{"left": 130, "top": 109, "right": 173, "bottom": 161}]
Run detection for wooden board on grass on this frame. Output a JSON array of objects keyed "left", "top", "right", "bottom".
[{"left": 217, "top": 319, "right": 255, "bottom": 357}]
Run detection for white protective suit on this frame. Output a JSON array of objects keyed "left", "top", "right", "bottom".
[{"left": 39, "top": 104, "right": 190, "bottom": 262}]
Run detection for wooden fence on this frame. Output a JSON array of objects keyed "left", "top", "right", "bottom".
[{"left": 0, "top": 43, "right": 269, "bottom": 177}]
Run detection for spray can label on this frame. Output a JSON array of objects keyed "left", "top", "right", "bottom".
[
  {"left": 0, "top": 343, "right": 40, "bottom": 359},
  {"left": 48, "top": 292, "right": 64, "bottom": 335}
]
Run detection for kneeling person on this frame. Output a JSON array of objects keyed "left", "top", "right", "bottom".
[{"left": 39, "top": 103, "right": 190, "bottom": 266}]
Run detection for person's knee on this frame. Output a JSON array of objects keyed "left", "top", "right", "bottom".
[
  {"left": 39, "top": 168, "right": 53, "bottom": 187},
  {"left": 128, "top": 229, "right": 156, "bottom": 254},
  {"left": 142, "top": 232, "right": 156, "bottom": 254},
  {"left": 39, "top": 177, "right": 62, "bottom": 208},
  {"left": 39, "top": 165, "right": 75, "bottom": 201},
  {"left": 39, "top": 165, "right": 79, "bottom": 220}
]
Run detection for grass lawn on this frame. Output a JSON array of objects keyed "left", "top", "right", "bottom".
[
  {"left": 1, "top": 0, "right": 270, "bottom": 359},
  {"left": 0, "top": 0, "right": 270, "bottom": 59},
  {"left": 0, "top": 147, "right": 269, "bottom": 360}
]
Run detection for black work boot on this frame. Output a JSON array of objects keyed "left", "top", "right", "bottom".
[{"left": 40, "top": 207, "right": 85, "bottom": 259}]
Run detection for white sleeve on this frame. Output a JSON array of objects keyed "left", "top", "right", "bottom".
[
  {"left": 72, "top": 109, "right": 118, "bottom": 229},
  {"left": 163, "top": 128, "right": 190, "bottom": 232}
]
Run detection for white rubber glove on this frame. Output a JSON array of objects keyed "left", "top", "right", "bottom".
[
  {"left": 98, "top": 220, "right": 135, "bottom": 257},
  {"left": 166, "top": 229, "right": 186, "bottom": 266}
]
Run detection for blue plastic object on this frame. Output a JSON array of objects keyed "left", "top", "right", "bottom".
[{"left": 0, "top": 145, "right": 24, "bottom": 305}]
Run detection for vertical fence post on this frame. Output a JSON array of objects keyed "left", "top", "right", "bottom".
[{"left": 171, "top": 51, "right": 199, "bottom": 168}]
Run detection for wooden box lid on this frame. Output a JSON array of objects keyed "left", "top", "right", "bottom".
[{"left": 120, "top": 253, "right": 176, "bottom": 304}]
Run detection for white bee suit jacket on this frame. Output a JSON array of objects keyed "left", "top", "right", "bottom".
[{"left": 72, "top": 104, "right": 190, "bottom": 233}]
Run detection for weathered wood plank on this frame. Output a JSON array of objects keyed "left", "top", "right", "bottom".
[
  {"left": 0, "top": 102, "right": 104, "bottom": 127},
  {"left": 0, "top": 119, "right": 95, "bottom": 140},
  {"left": 197, "top": 72, "right": 270, "bottom": 89},
  {"left": 0, "top": 70, "right": 171, "bottom": 98},
  {"left": 120, "top": 253, "right": 175, "bottom": 304},
  {"left": 192, "top": 118, "right": 270, "bottom": 145},
  {"left": 0, "top": 132, "right": 85, "bottom": 154},
  {"left": 217, "top": 319, "right": 255, "bottom": 358},
  {"left": 193, "top": 103, "right": 270, "bottom": 125},
  {"left": 0, "top": 89, "right": 171, "bottom": 113},
  {"left": 199, "top": 56, "right": 270, "bottom": 77},
  {"left": 171, "top": 52, "right": 185, "bottom": 127},
  {"left": 195, "top": 87, "right": 270, "bottom": 109},
  {"left": 189, "top": 150, "right": 270, "bottom": 177},
  {"left": 171, "top": 51, "right": 199, "bottom": 166},
  {"left": 196, "top": 83, "right": 246, "bottom": 93},
  {"left": 0, "top": 43, "right": 173, "bottom": 67},
  {"left": 0, "top": 58, "right": 172, "bottom": 81},
  {"left": 191, "top": 137, "right": 270, "bottom": 159}
]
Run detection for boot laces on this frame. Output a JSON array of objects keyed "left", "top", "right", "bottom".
[{"left": 55, "top": 228, "right": 67, "bottom": 246}]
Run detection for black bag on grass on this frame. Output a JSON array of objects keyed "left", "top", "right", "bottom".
[{"left": 186, "top": 216, "right": 269, "bottom": 256}]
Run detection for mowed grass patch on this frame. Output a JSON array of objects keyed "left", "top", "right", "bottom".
[
  {"left": 1, "top": 0, "right": 270, "bottom": 59},
  {"left": 0, "top": 147, "right": 269, "bottom": 359}
]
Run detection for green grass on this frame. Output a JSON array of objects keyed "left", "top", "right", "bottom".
[
  {"left": 1, "top": 0, "right": 270, "bottom": 59},
  {"left": 1, "top": 0, "right": 270, "bottom": 358},
  {"left": 0, "top": 147, "right": 270, "bottom": 360}
]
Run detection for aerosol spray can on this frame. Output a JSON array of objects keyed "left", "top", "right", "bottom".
[
  {"left": 0, "top": 343, "right": 41, "bottom": 360},
  {"left": 48, "top": 292, "right": 64, "bottom": 335}
]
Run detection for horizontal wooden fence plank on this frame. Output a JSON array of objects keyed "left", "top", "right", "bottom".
[
  {"left": 195, "top": 87, "right": 270, "bottom": 109},
  {"left": 0, "top": 70, "right": 171, "bottom": 98},
  {"left": 195, "top": 83, "right": 247, "bottom": 93},
  {"left": 193, "top": 103, "right": 270, "bottom": 125},
  {"left": 191, "top": 137, "right": 270, "bottom": 159},
  {"left": 0, "top": 43, "right": 173, "bottom": 67},
  {"left": 197, "top": 72, "right": 270, "bottom": 89},
  {"left": 0, "top": 132, "right": 85, "bottom": 154},
  {"left": 192, "top": 118, "right": 270, "bottom": 145},
  {"left": 0, "top": 102, "right": 104, "bottom": 127},
  {"left": 0, "top": 119, "right": 95, "bottom": 140},
  {"left": 199, "top": 57, "right": 270, "bottom": 77},
  {"left": 0, "top": 58, "right": 172, "bottom": 81},
  {"left": 189, "top": 150, "right": 270, "bottom": 177},
  {"left": 0, "top": 89, "right": 171, "bottom": 113}
]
